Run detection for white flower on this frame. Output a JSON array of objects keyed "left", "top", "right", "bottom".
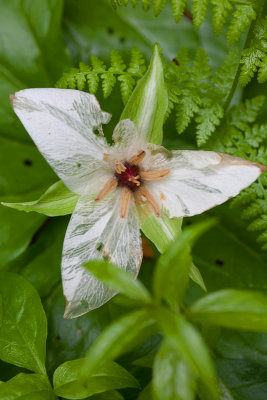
[{"left": 11, "top": 88, "right": 266, "bottom": 318}]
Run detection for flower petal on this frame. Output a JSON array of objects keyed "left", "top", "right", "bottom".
[
  {"left": 12, "top": 89, "right": 111, "bottom": 195},
  {"left": 62, "top": 191, "right": 142, "bottom": 318},
  {"left": 147, "top": 150, "right": 265, "bottom": 218}
]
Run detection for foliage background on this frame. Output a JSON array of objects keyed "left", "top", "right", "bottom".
[{"left": 0, "top": 0, "right": 267, "bottom": 399}]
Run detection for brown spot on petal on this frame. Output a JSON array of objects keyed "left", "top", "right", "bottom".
[
  {"left": 9, "top": 94, "right": 15, "bottom": 107},
  {"left": 160, "top": 193, "right": 166, "bottom": 201}
]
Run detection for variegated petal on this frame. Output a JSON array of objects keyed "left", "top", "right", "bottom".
[
  {"left": 62, "top": 191, "right": 142, "bottom": 318},
  {"left": 12, "top": 88, "right": 111, "bottom": 196},
  {"left": 147, "top": 150, "right": 265, "bottom": 218}
]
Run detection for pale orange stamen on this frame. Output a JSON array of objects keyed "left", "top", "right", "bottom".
[
  {"left": 140, "top": 169, "right": 170, "bottom": 181},
  {"left": 115, "top": 160, "right": 126, "bottom": 174},
  {"left": 103, "top": 153, "right": 111, "bottom": 162},
  {"left": 129, "top": 150, "right": 146, "bottom": 165},
  {"left": 128, "top": 175, "right": 141, "bottom": 186},
  {"left": 137, "top": 187, "right": 161, "bottom": 217},
  {"left": 120, "top": 187, "right": 131, "bottom": 218},
  {"left": 95, "top": 178, "right": 118, "bottom": 202}
]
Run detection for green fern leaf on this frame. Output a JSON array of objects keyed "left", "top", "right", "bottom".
[
  {"left": 196, "top": 102, "right": 224, "bottom": 146},
  {"left": 258, "top": 55, "right": 267, "bottom": 83},
  {"left": 171, "top": 0, "right": 187, "bottom": 23},
  {"left": 128, "top": 47, "right": 146, "bottom": 76},
  {"left": 192, "top": 48, "right": 211, "bottom": 82},
  {"left": 257, "top": 231, "right": 267, "bottom": 244},
  {"left": 141, "top": 0, "right": 152, "bottom": 11},
  {"left": 101, "top": 72, "right": 116, "bottom": 97},
  {"left": 211, "top": 0, "right": 232, "bottom": 35},
  {"left": 192, "top": 0, "right": 209, "bottom": 30},
  {"left": 87, "top": 73, "right": 99, "bottom": 94},
  {"left": 110, "top": 50, "right": 126, "bottom": 73},
  {"left": 176, "top": 96, "right": 199, "bottom": 134},
  {"left": 227, "top": 4, "right": 256, "bottom": 46},
  {"left": 91, "top": 55, "right": 107, "bottom": 72},
  {"left": 131, "top": 0, "right": 138, "bottom": 6},
  {"left": 118, "top": 74, "right": 136, "bottom": 104},
  {"left": 248, "top": 215, "right": 267, "bottom": 232},
  {"left": 239, "top": 48, "right": 264, "bottom": 87},
  {"left": 153, "top": 0, "right": 167, "bottom": 16}
]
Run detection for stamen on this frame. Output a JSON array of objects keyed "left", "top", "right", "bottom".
[
  {"left": 115, "top": 160, "right": 126, "bottom": 174},
  {"left": 103, "top": 153, "right": 111, "bottom": 162},
  {"left": 129, "top": 150, "right": 146, "bottom": 165},
  {"left": 120, "top": 188, "right": 131, "bottom": 218},
  {"left": 140, "top": 169, "right": 170, "bottom": 181},
  {"left": 128, "top": 175, "right": 141, "bottom": 186},
  {"left": 137, "top": 187, "right": 161, "bottom": 217},
  {"left": 95, "top": 178, "right": 118, "bottom": 202}
]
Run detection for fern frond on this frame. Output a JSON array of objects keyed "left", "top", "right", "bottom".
[
  {"left": 211, "top": 0, "right": 232, "bottom": 36},
  {"left": 192, "top": 0, "right": 209, "bottom": 30},
  {"left": 211, "top": 48, "right": 239, "bottom": 96},
  {"left": 153, "top": 0, "right": 167, "bottom": 16},
  {"left": 171, "top": 0, "right": 187, "bottom": 22},
  {"left": 56, "top": 48, "right": 147, "bottom": 104},
  {"left": 141, "top": 0, "right": 152, "bottom": 11},
  {"left": 227, "top": 4, "right": 256, "bottom": 46},
  {"left": 196, "top": 102, "right": 223, "bottom": 146},
  {"left": 239, "top": 17, "right": 267, "bottom": 86},
  {"left": 192, "top": 48, "right": 211, "bottom": 82},
  {"left": 176, "top": 95, "right": 199, "bottom": 134}
]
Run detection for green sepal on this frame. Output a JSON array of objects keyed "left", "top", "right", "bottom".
[
  {"left": 2, "top": 181, "right": 79, "bottom": 216},
  {"left": 121, "top": 43, "right": 168, "bottom": 145}
]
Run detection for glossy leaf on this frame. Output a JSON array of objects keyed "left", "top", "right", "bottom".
[
  {"left": 2, "top": 181, "right": 79, "bottom": 217},
  {"left": 153, "top": 220, "right": 215, "bottom": 308},
  {"left": 53, "top": 358, "right": 139, "bottom": 399},
  {"left": 189, "top": 289, "right": 267, "bottom": 331},
  {"left": 81, "top": 309, "right": 156, "bottom": 378},
  {"left": 0, "top": 373, "right": 54, "bottom": 400},
  {"left": 153, "top": 338, "right": 196, "bottom": 400},
  {"left": 0, "top": 273, "right": 47, "bottom": 374},
  {"left": 84, "top": 260, "right": 152, "bottom": 304},
  {"left": 158, "top": 308, "right": 218, "bottom": 399}
]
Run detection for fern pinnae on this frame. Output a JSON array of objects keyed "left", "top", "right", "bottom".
[
  {"left": 227, "top": 4, "right": 256, "bottom": 46},
  {"left": 153, "top": 0, "right": 167, "bottom": 16},
  {"left": 171, "top": 0, "right": 187, "bottom": 23},
  {"left": 211, "top": 0, "right": 232, "bottom": 36},
  {"left": 192, "top": 0, "right": 209, "bottom": 30}
]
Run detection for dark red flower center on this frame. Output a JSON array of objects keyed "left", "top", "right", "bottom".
[{"left": 115, "top": 162, "right": 141, "bottom": 192}]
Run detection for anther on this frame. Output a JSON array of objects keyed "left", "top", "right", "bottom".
[
  {"left": 140, "top": 169, "right": 170, "bottom": 181},
  {"left": 137, "top": 187, "right": 161, "bottom": 217},
  {"left": 115, "top": 160, "right": 126, "bottom": 174},
  {"left": 95, "top": 178, "right": 118, "bottom": 202},
  {"left": 128, "top": 175, "right": 141, "bottom": 186},
  {"left": 129, "top": 150, "right": 146, "bottom": 166},
  {"left": 120, "top": 188, "right": 131, "bottom": 218}
]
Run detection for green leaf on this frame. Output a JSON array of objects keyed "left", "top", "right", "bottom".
[
  {"left": 189, "top": 289, "right": 267, "bottom": 332},
  {"left": 81, "top": 309, "right": 156, "bottom": 378},
  {"left": 153, "top": 220, "right": 214, "bottom": 308},
  {"left": 158, "top": 309, "right": 218, "bottom": 399},
  {"left": 53, "top": 359, "right": 139, "bottom": 399},
  {"left": 0, "top": 373, "right": 54, "bottom": 400},
  {"left": 121, "top": 43, "right": 168, "bottom": 145},
  {"left": 0, "top": 273, "right": 47, "bottom": 374},
  {"left": 84, "top": 260, "right": 152, "bottom": 304},
  {"left": 153, "top": 338, "right": 196, "bottom": 400},
  {"left": 0, "top": 205, "right": 44, "bottom": 268},
  {"left": 2, "top": 181, "right": 79, "bottom": 217}
]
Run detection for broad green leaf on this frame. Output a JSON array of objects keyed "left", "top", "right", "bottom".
[
  {"left": 0, "top": 273, "right": 47, "bottom": 374},
  {"left": 81, "top": 309, "right": 157, "bottom": 378},
  {"left": 189, "top": 289, "right": 267, "bottom": 331},
  {"left": 153, "top": 220, "right": 215, "bottom": 308},
  {"left": 121, "top": 43, "right": 168, "bottom": 145},
  {"left": 0, "top": 373, "right": 54, "bottom": 400},
  {"left": 137, "top": 383, "right": 152, "bottom": 400},
  {"left": 0, "top": 205, "right": 44, "bottom": 269},
  {"left": 15, "top": 217, "right": 68, "bottom": 298},
  {"left": 158, "top": 308, "right": 218, "bottom": 399},
  {"left": 2, "top": 181, "right": 79, "bottom": 217},
  {"left": 153, "top": 338, "right": 196, "bottom": 400},
  {"left": 141, "top": 212, "right": 206, "bottom": 291},
  {"left": 84, "top": 260, "right": 152, "bottom": 304},
  {"left": 53, "top": 359, "right": 139, "bottom": 399}
]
